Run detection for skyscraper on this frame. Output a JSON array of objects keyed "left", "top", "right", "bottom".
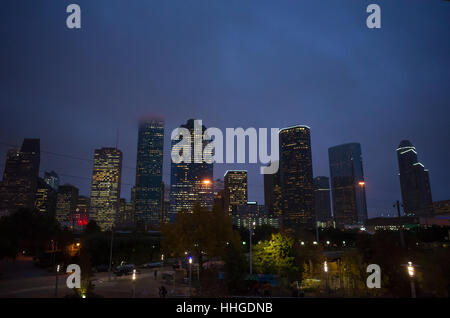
[
  {"left": 0, "top": 139, "right": 40, "bottom": 213},
  {"left": 224, "top": 170, "right": 248, "bottom": 214},
  {"left": 170, "top": 119, "right": 213, "bottom": 221},
  {"left": 35, "top": 177, "right": 57, "bottom": 216},
  {"left": 328, "top": 143, "right": 367, "bottom": 228},
  {"left": 279, "top": 126, "right": 314, "bottom": 228},
  {"left": 135, "top": 119, "right": 164, "bottom": 226},
  {"left": 313, "top": 176, "right": 332, "bottom": 223},
  {"left": 55, "top": 184, "right": 78, "bottom": 226},
  {"left": 89, "top": 147, "right": 122, "bottom": 230},
  {"left": 396, "top": 140, "right": 433, "bottom": 216}
]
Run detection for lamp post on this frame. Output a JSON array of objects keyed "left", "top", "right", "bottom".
[
  {"left": 249, "top": 220, "right": 255, "bottom": 275},
  {"left": 324, "top": 260, "right": 329, "bottom": 295},
  {"left": 108, "top": 226, "right": 114, "bottom": 281},
  {"left": 132, "top": 269, "right": 136, "bottom": 298},
  {"left": 407, "top": 262, "right": 416, "bottom": 298},
  {"left": 188, "top": 256, "right": 193, "bottom": 297},
  {"left": 54, "top": 264, "right": 60, "bottom": 297}
]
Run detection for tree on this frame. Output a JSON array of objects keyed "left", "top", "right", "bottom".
[
  {"left": 161, "top": 204, "right": 241, "bottom": 275},
  {"left": 0, "top": 208, "right": 63, "bottom": 260},
  {"left": 253, "top": 232, "right": 300, "bottom": 286}
]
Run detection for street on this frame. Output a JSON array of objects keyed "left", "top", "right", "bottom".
[{"left": 0, "top": 256, "right": 189, "bottom": 298}]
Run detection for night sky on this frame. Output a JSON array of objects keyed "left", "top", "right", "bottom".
[{"left": 1, "top": 0, "right": 449, "bottom": 218}]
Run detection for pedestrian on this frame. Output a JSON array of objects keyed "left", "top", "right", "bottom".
[
  {"left": 154, "top": 269, "right": 158, "bottom": 280},
  {"left": 159, "top": 285, "right": 167, "bottom": 298}
]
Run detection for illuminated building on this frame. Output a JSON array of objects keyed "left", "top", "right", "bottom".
[
  {"left": 73, "top": 195, "right": 89, "bottom": 231},
  {"left": 135, "top": 119, "right": 164, "bottom": 227},
  {"left": 329, "top": 143, "right": 367, "bottom": 228},
  {"left": 55, "top": 184, "right": 78, "bottom": 226},
  {"left": 0, "top": 139, "right": 40, "bottom": 213},
  {"left": 170, "top": 119, "right": 213, "bottom": 221},
  {"left": 314, "top": 176, "right": 332, "bottom": 223},
  {"left": 89, "top": 147, "right": 122, "bottom": 230},
  {"left": 224, "top": 170, "right": 248, "bottom": 214},
  {"left": 279, "top": 126, "right": 314, "bottom": 228},
  {"left": 396, "top": 140, "right": 433, "bottom": 216},
  {"left": 35, "top": 178, "right": 57, "bottom": 216},
  {"left": 233, "top": 202, "right": 280, "bottom": 229}
]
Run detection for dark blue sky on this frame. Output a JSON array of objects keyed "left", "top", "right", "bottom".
[{"left": 1, "top": 0, "right": 449, "bottom": 218}]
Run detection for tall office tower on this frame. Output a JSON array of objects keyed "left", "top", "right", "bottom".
[
  {"left": 279, "top": 126, "right": 314, "bottom": 228},
  {"left": 264, "top": 168, "right": 283, "bottom": 216},
  {"left": 0, "top": 139, "right": 40, "bottom": 213},
  {"left": 396, "top": 140, "right": 433, "bottom": 216},
  {"left": 135, "top": 119, "right": 164, "bottom": 227},
  {"left": 55, "top": 184, "right": 78, "bottom": 226},
  {"left": 313, "top": 176, "right": 332, "bottom": 223},
  {"left": 89, "top": 148, "right": 122, "bottom": 231},
  {"left": 35, "top": 178, "right": 57, "bottom": 216},
  {"left": 170, "top": 119, "right": 213, "bottom": 222},
  {"left": 224, "top": 170, "right": 248, "bottom": 214},
  {"left": 44, "top": 171, "right": 59, "bottom": 192},
  {"left": 328, "top": 143, "right": 367, "bottom": 228}
]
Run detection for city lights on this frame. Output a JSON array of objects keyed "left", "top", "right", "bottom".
[
  {"left": 407, "top": 262, "right": 415, "bottom": 278},
  {"left": 323, "top": 261, "right": 328, "bottom": 273}
]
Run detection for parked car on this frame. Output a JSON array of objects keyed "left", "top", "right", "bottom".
[
  {"left": 114, "top": 264, "right": 137, "bottom": 276},
  {"left": 144, "top": 262, "right": 162, "bottom": 268}
]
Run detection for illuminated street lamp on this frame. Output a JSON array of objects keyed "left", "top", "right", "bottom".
[
  {"left": 358, "top": 181, "right": 365, "bottom": 187},
  {"left": 202, "top": 179, "right": 211, "bottom": 185},
  {"left": 323, "top": 261, "right": 329, "bottom": 295},
  {"left": 407, "top": 261, "right": 416, "bottom": 298},
  {"left": 132, "top": 269, "right": 137, "bottom": 298}
]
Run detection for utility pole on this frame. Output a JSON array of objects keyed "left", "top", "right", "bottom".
[
  {"left": 108, "top": 226, "right": 114, "bottom": 281},
  {"left": 395, "top": 201, "right": 406, "bottom": 247}
]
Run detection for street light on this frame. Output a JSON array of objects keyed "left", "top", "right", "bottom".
[
  {"left": 132, "top": 269, "right": 137, "bottom": 298},
  {"left": 249, "top": 220, "right": 255, "bottom": 275},
  {"left": 407, "top": 261, "right": 416, "bottom": 298},
  {"left": 323, "top": 261, "right": 329, "bottom": 295},
  {"left": 188, "top": 256, "right": 193, "bottom": 297}
]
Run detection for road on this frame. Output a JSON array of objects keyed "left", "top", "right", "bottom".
[{"left": 0, "top": 256, "right": 189, "bottom": 298}]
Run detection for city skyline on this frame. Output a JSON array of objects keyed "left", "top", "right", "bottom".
[{"left": 1, "top": 1, "right": 449, "bottom": 219}]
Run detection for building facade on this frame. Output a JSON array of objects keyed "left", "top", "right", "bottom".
[
  {"left": 170, "top": 119, "right": 214, "bottom": 221},
  {"left": 135, "top": 119, "right": 164, "bottom": 226},
  {"left": 396, "top": 140, "right": 433, "bottom": 216},
  {"left": 55, "top": 184, "right": 79, "bottom": 226},
  {"left": 313, "top": 176, "right": 332, "bottom": 223},
  {"left": 89, "top": 147, "right": 122, "bottom": 230},
  {"left": 328, "top": 143, "right": 367, "bottom": 228},
  {"left": 279, "top": 126, "right": 314, "bottom": 228},
  {"left": 35, "top": 177, "right": 57, "bottom": 216},
  {"left": 0, "top": 139, "right": 40, "bottom": 213}
]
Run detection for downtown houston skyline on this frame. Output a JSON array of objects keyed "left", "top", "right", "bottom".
[{"left": 1, "top": 1, "right": 449, "bottom": 218}]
